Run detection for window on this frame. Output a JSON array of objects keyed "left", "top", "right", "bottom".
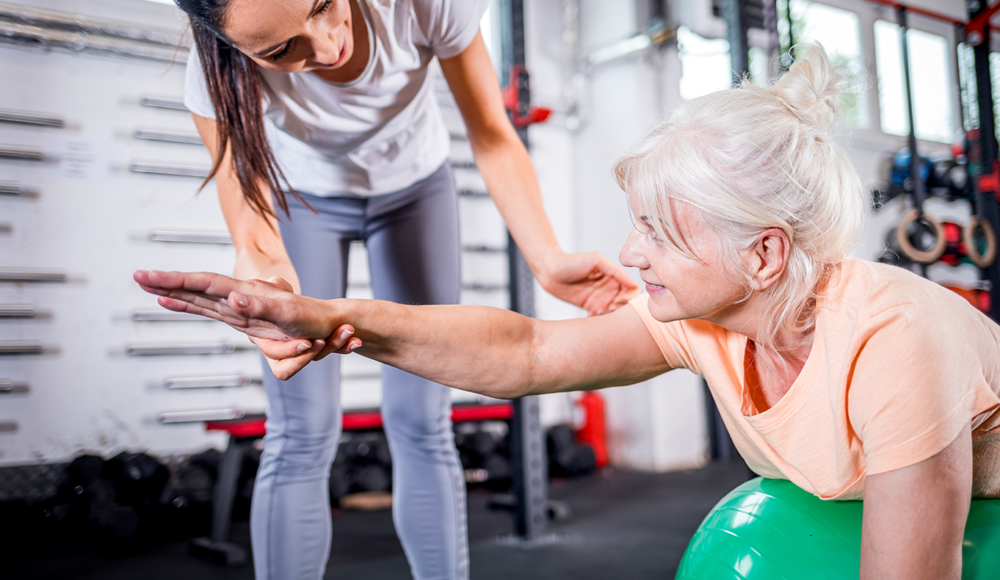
[
  {"left": 678, "top": 26, "right": 732, "bottom": 101},
  {"left": 779, "top": 0, "right": 869, "bottom": 128},
  {"left": 874, "top": 21, "right": 956, "bottom": 143},
  {"left": 480, "top": 1, "right": 503, "bottom": 74}
]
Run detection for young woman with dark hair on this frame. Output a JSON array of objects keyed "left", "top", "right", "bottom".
[{"left": 171, "top": 0, "right": 639, "bottom": 578}]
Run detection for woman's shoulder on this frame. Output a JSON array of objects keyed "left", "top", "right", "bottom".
[{"left": 827, "top": 258, "right": 972, "bottom": 322}]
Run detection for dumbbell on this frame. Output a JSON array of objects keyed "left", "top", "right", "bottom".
[
  {"left": 105, "top": 451, "right": 170, "bottom": 510},
  {"left": 55, "top": 454, "right": 142, "bottom": 539},
  {"left": 931, "top": 159, "right": 970, "bottom": 199},
  {"left": 343, "top": 432, "right": 392, "bottom": 467},
  {"left": 546, "top": 424, "right": 597, "bottom": 478}
]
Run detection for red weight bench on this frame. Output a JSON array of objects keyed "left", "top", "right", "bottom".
[{"left": 190, "top": 403, "right": 514, "bottom": 566}]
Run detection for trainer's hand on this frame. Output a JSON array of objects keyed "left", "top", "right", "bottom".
[{"left": 539, "top": 252, "right": 640, "bottom": 316}]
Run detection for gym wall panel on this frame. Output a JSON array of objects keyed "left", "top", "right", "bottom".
[{"left": 0, "top": 0, "right": 510, "bottom": 465}]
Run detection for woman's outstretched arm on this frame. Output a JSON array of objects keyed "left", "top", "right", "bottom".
[{"left": 134, "top": 270, "right": 670, "bottom": 397}]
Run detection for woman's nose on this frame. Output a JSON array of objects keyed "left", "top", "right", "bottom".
[
  {"left": 619, "top": 228, "right": 648, "bottom": 269},
  {"left": 312, "top": 36, "right": 340, "bottom": 65}
]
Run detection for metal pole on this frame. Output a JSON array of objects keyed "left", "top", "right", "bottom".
[
  {"left": 897, "top": 7, "right": 926, "bottom": 215},
  {"left": 722, "top": 0, "right": 750, "bottom": 84},
  {"left": 968, "top": 2, "right": 1000, "bottom": 323},
  {"left": 500, "top": 0, "right": 548, "bottom": 542}
]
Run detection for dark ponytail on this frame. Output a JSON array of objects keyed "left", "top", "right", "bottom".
[{"left": 179, "top": 0, "right": 305, "bottom": 222}]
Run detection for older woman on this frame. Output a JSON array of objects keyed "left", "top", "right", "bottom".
[{"left": 136, "top": 46, "right": 1000, "bottom": 579}]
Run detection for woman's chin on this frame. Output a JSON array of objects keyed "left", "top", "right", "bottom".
[{"left": 646, "top": 296, "right": 685, "bottom": 323}]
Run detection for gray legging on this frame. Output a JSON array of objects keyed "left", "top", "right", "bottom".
[{"left": 251, "top": 163, "right": 468, "bottom": 580}]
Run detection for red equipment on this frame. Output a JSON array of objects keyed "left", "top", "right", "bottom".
[{"left": 575, "top": 392, "right": 608, "bottom": 468}]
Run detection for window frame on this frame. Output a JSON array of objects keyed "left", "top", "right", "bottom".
[{"left": 802, "top": 0, "right": 963, "bottom": 150}]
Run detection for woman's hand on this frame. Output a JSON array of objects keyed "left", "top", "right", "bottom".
[
  {"left": 540, "top": 252, "right": 640, "bottom": 316},
  {"left": 133, "top": 270, "right": 362, "bottom": 379},
  {"left": 245, "top": 277, "right": 361, "bottom": 379},
  {"left": 439, "top": 34, "right": 639, "bottom": 316}
]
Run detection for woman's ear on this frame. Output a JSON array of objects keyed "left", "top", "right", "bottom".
[{"left": 748, "top": 228, "right": 790, "bottom": 291}]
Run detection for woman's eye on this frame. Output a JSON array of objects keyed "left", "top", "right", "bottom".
[
  {"left": 316, "top": 0, "right": 333, "bottom": 16},
  {"left": 267, "top": 44, "right": 292, "bottom": 62}
]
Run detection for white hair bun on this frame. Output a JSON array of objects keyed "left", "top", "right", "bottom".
[{"left": 767, "top": 44, "right": 844, "bottom": 133}]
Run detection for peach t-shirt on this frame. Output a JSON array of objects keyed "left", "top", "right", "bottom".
[{"left": 631, "top": 258, "right": 1000, "bottom": 500}]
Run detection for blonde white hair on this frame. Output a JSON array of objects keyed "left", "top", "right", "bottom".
[{"left": 614, "top": 44, "right": 866, "bottom": 350}]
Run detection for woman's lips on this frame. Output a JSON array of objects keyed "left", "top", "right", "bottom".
[
  {"left": 645, "top": 282, "right": 665, "bottom": 294},
  {"left": 317, "top": 44, "right": 347, "bottom": 69},
  {"left": 332, "top": 43, "right": 346, "bottom": 66}
]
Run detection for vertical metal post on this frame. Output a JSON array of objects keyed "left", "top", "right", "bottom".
[
  {"left": 499, "top": 0, "right": 548, "bottom": 542},
  {"left": 722, "top": 0, "right": 750, "bottom": 84},
  {"left": 710, "top": 0, "right": 750, "bottom": 467},
  {"left": 897, "top": 7, "right": 926, "bottom": 215},
  {"left": 967, "top": 2, "right": 1000, "bottom": 323}
]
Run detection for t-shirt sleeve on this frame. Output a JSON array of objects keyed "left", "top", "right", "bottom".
[
  {"left": 184, "top": 46, "right": 217, "bottom": 120},
  {"left": 848, "top": 304, "right": 984, "bottom": 475},
  {"left": 628, "top": 294, "right": 702, "bottom": 374},
  {"left": 411, "top": 0, "right": 490, "bottom": 59}
]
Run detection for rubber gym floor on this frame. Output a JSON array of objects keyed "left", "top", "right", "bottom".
[{"left": 6, "top": 462, "right": 750, "bottom": 580}]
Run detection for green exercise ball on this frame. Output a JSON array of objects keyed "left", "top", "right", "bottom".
[{"left": 676, "top": 477, "right": 1000, "bottom": 579}]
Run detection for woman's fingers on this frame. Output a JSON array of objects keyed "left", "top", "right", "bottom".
[
  {"left": 313, "top": 325, "right": 363, "bottom": 360},
  {"left": 252, "top": 336, "right": 323, "bottom": 361},
  {"left": 135, "top": 269, "right": 334, "bottom": 340},
  {"left": 263, "top": 347, "right": 323, "bottom": 381}
]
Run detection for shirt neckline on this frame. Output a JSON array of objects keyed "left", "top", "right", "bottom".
[{"left": 738, "top": 261, "right": 850, "bottom": 425}]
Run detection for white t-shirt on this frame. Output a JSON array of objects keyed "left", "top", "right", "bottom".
[{"left": 184, "top": 0, "right": 488, "bottom": 197}]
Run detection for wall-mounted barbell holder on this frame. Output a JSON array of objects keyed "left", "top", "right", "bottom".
[
  {"left": 0, "top": 4, "right": 190, "bottom": 63},
  {"left": 0, "top": 268, "right": 67, "bottom": 283},
  {"left": 134, "top": 130, "right": 203, "bottom": 146},
  {"left": 0, "top": 109, "right": 64, "bottom": 128},
  {"left": 342, "top": 371, "right": 382, "bottom": 380},
  {"left": 0, "top": 145, "right": 43, "bottom": 162},
  {"left": 0, "top": 181, "right": 23, "bottom": 197},
  {"left": 462, "top": 282, "right": 509, "bottom": 292},
  {"left": 140, "top": 97, "right": 187, "bottom": 112},
  {"left": 165, "top": 374, "right": 262, "bottom": 389},
  {"left": 148, "top": 230, "right": 232, "bottom": 245},
  {"left": 0, "top": 421, "right": 17, "bottom": 433},
  {"left": 0, "top": 224, "right": 12, "bottom": 234},
  {"left": 126, "top": 342, "right": 251, "bottom": 356},
  {"left": 463, "top": 245, "right": 506, "bottom": 254},
  {"left": 130, "top": 163, "right": 210, "bottom": 179},
  {"left": 158, "top": 408, "right": 245, "bottom": 424},
  {"left": 0, "top": 341, "right": 43, "bottom": 355},
  {"left": 458, "top": 189, "right": 489, "bottom": 198},
  {"left": 0, "top": 379, "right": 29, "bottom": 394},
  {"left": 0, "top": 304, "right": 34, "bottom": 318},
  {"left": 132, "top": 310, "right": 214, "bottom": 322}
]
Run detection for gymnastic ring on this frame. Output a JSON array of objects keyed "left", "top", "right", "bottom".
[
  {"left": 896, "top": 209, "right": 946, "bottom": 264},
  {"left": 964, "top": 216, "right": 997, "bottom": 268}
]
